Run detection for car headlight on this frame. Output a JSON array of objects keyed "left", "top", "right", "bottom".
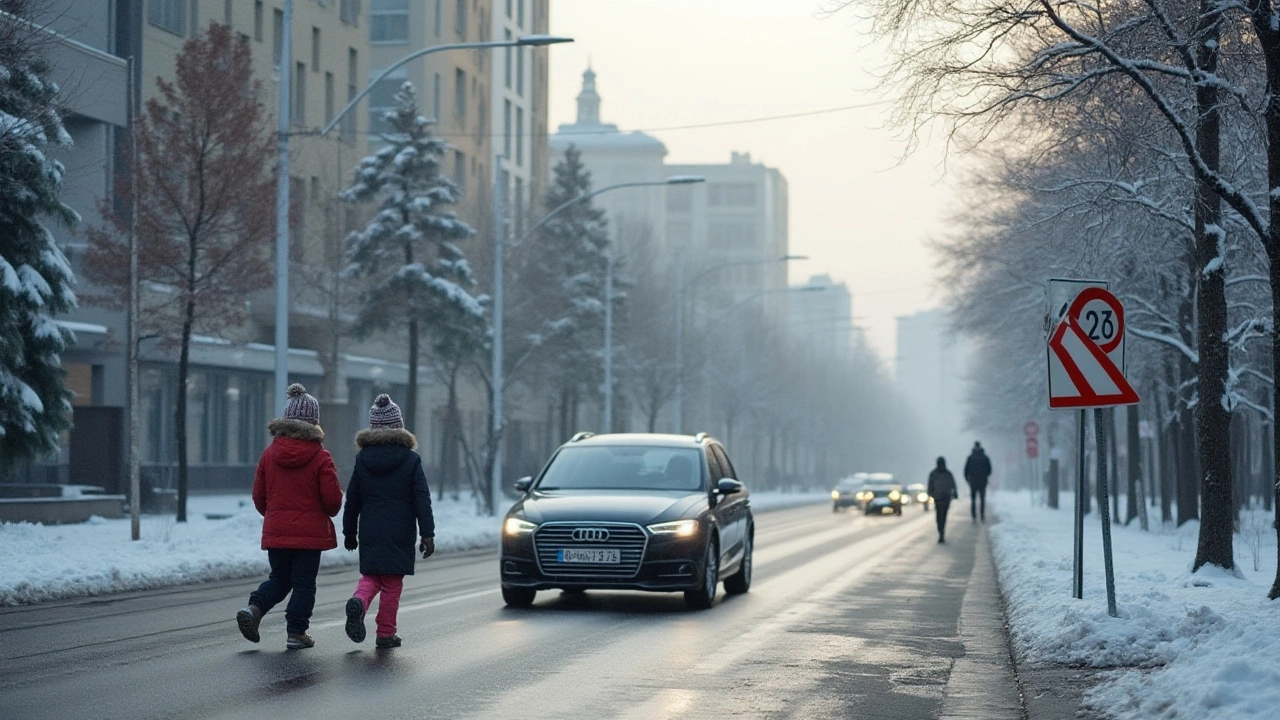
[
  {"left": 888, "top": 490, "right": 901, "bottom": 501},
  {"left": 832, "top": 490, "right": 841, "bottom": 500},
  {"left": 504, "top": 517, "right": 537, "bottom": 535},
  {"left": 648, "top": 519, "right": 699, "bottom": 537},
  {"left": 918, "top": 493, "right": 929, "bottom": 503}
]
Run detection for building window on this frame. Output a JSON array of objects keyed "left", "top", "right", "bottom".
[
  {"left": 434, "top": 0, "right": 442, "bottom": 36},
  {"left": 515, "top": 106, "right": 524, "bottom": 166},
  {"left": 517, "top": 46, "right": 525, "bottom": 96},
  {"left": 273, "top": 9, "right": 284, "bottom": 71},
  {"left": 455, "top": 0, "right": 466, "bottom": 37},
  {"left": 310, "top": 176, "right": 321, "bottom": 203},
  {"left": 709, "top": 183, "right": 757, "bottom": 207},
  {"left": 514, "top": 176, "right": 524, "bottom": 234},
  {"left": 518, "top": 0, "right": 525, "bottom": 27},
  {"left": 371, "top": 0, "right": 409, "bottom": 43},
  {"left": 454, "top": 68, "right": 466, "bottom": 116},
  {"left": 368, "top": 69, "right": 407, "bottom": 135},
  {"left": 709, "top": 222, "right": 757, "bottom": 250},
  {"left": 341, "top": 0, "right": 362, "bottom": 26},
  {"left": 148, "top": 0, "right": 186, "bottom": 36},
  {"left": 324, "top": 72, "right": 335, "bottom": 124},
  {"left": 506, "top": 0, "right": 512, "bottom": 17},
  {"left": 667, "top": 185, "right": 692, "bottom": 213},
  {"left": 454, "top": 150, "right": 466, "bottom": 192},
  {"left": 311, "top": 27, "right": 321, "bottom": 71},
  {"left": 223, "top": 0, "right": 233, "bottom": 26},
  {"left": 503, "top": 99, "right": 511, "bottom": 157},
  {"left": 254, "top": 1, "right": 263, "bottom": 41},
  {"left": 504, "top": 30, "right": 512, "bottom": 88},
  {"left": 432, "top": 72, "right": 441, "bottom": 119},
  {"left": 293, "top": 63, "right": 307, "bottom": 125}
]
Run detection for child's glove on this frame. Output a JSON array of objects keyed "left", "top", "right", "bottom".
[
  {"left": 419, "top": 537, "right": 435, "bottom": 559},
  {"left": 344, "top": 535, "right": 358, "bottom": 551}
]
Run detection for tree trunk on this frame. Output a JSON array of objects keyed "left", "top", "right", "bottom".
[
  {"left": 1127, "top": 403, "right": 1141, "bottom": 525},
  {"left": 1156, "top": 382, "right": 1173, "bottom": 524},
  {"left": 1191, "top": 1, "right": 1234, "bottom": 572},
  {"left": 175, "top": 299, "right": 194, "bottom": 523},
  {"left": 1178, "top": 405, "right": 1200, "bottom": 525}
]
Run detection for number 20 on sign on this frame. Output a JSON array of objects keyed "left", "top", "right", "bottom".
[{"left": 1046, "top": 285, "right": 1139, "bottom": 408}]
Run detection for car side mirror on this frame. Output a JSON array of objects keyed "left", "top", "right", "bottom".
[
  {"left": 513, "top": 476, "right": 533, "bottom": 493},
  {"left": 717, "top": 478, "right": 743, "bottom": 495}
]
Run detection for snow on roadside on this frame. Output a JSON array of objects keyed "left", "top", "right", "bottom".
[
  {"left": 989, "top": 490, "right": 1280, "bottom": 720},
  {"left": 0, "top": 490, "right": 826, "bottom": 606}
]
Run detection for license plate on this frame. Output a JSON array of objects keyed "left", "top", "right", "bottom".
[{"left": 558, "top": 548, "right": 620, "bottom": 564}]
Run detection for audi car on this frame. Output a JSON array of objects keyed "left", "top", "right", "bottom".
[{"left": 499, "top": 432, "right": 753, "bottom": 610}]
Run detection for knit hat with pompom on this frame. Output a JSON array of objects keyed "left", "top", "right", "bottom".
[
  {"left": 282, "top": 383, "right": 320, "bottom": 425},
  {"left": 369, "top": 393, "right": 404, "bottom": 429}
]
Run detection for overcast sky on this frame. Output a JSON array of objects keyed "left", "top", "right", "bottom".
[{"left": 546, "top": 0, "right": 959, "bottom": 362}]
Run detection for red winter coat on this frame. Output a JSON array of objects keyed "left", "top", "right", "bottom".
[{"left": 253, "top": 418, "right": 343, "bottom": 550}]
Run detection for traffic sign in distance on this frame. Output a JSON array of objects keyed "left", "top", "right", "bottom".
[
  {"left": 1047, "top": 287, "right": 1140, "bottom": 408},
  {"left": 1024, "top": 421, "right": 1040, "bottom": 437},
  {"left": 1026, "top": 437, "right": 1039, "bottom": 459}
]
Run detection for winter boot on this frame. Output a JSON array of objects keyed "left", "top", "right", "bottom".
[
  {"left": 286, "top": 632, "right": 315, "bottom": 650},
  {"left": 345, "top": 597, "right": 367, "bottom": 643},
  {"left": 375, "top": 635, "right": 402, "bottom": 649},
  {"left": 236, "top": 604, "right": 263, "bottom": 643}
]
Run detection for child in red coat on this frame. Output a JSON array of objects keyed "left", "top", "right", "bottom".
[{"left": 236, "top": 384, "right": 342, "bottom": 649}]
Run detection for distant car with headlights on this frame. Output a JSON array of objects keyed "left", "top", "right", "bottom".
[
  {"left": 831, "top": 477, "right": 864, "bottom": 512},
  {"left": 499, "top": 432, "right": 753, "bottom": 610},
  {"left": 906, "top": 483, "right": 931, "bottom": 511},
  {"left": 858, "top": 473, "right": 903, "bottom": 515}
]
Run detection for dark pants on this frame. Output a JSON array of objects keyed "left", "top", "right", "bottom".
[
  {"left": 934, "top": 498, "right": 951, "bottom": 539},
  {"left": 249, "top": 549, "right": 322, "bottom": 634},
  {"left": 970, "top": 484, "right": 987, "bottom": 521}
]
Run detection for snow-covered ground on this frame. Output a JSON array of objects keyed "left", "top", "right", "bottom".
[
  {"left": 0, "top": 490, "right": 828, "bottom": 606},
  {"left": 990, "top": 489, "right": 1280, "bottom": 720}
]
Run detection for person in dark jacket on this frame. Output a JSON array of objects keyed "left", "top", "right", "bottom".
[
  {"left": 342, "top": 394, "right": 435, "bottom": 649},
  {"left": 927, "top": 457, "right": 959, "bottom": 543},
  {"left": 963, "top": 441, "right": 993, "bottom": 523},
  {"left": 236, "top": 384, "right": 342, "bottom": 650}
]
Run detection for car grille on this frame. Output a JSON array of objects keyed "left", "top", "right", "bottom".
[{"left": 533, "top": 523, "right": 648, "bottom": 578}]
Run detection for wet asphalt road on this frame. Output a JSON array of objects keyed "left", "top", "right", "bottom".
[{"left": 0, "top": 502, "right": 1021, "bottom": 720}]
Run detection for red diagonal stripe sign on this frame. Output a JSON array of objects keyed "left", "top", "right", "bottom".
[{"left": 1048, "top": 287, "right": 1139, "bottom": 408}]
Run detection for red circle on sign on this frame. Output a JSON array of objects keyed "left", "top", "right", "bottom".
[{"left": 1067, "top": 286, "right": 1124, "bottom": 354}]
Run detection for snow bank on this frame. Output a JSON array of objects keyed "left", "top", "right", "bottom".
[
  {"left": 0, "top": 490, "right": 826, "bottom": 606},
  {"left": 989, "top": 490, "right": 1280, "bottom": 720}
]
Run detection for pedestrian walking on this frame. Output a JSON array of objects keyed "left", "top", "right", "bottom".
[
  {"left": 236, "top": 384, "right": 342, "bottom": 650},
  {"left": 927, "top": 457, "right": 959, "bottom": 543},
  {"left": 342, "top": 394, "right": 435, "bottom": 650},
  {"left": 964, "top": 441, "right": 992, "bottom": 523}
]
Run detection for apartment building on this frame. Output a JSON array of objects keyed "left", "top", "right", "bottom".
[{"left": 490, "top": 0, "right": 550, "bottom": 234}]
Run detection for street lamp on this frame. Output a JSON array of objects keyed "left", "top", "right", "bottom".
[
  {"left": 491, "top": 174, "right": 705, "bottom": 508},
  {"left": 269, "top": 18, "right": 572, "bottom": 405},
  {"left": 673, "top": 254, "right": 807, "bottom": 432}
]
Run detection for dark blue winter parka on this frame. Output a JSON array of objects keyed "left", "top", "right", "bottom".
[{"left": 342, "top": 428, "right": 435, "bottom": 576}]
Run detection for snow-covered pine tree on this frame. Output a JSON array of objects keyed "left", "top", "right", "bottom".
[
  {"left": 0, "top": 11, "right": 77, "bottom": 470},
  {"left": 525, "top": 145, "right": 613, "bottom": 438},
  {"left": 343, "top": 82, "right": 486, "bottom": 433}
]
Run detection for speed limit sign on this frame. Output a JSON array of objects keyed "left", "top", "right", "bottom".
[{"left": 1047, "top": 285, "right": 1138, "bottom": 408}]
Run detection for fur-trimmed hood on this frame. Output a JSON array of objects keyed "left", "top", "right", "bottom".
[
  {"left": 268, "top": 418, "right": 326, "bottom": 442},
  {"left": 355, "top": 427, "right": 417, "bottom": 449}
]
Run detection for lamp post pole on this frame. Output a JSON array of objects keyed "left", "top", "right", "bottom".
[
  {"left": 491, "top": 176, "right": 703, "bottom": 507},
  {"left": 273, "top": 0, "right": 293, "bottom": 405}
]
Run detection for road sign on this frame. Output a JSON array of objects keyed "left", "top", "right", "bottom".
[
  {"left": 1024, "top": 421, "right": 1040, "bottom": 437},
  {"left": 1026, "top": 437, "right": 1039, "bottom": 459},
  {"left": 1047, "top": 286, "right": 1139, "bottom": 408}
]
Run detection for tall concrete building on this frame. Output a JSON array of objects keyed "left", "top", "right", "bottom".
[
  {"left": 789, "top": 274, "right": 855, "bottom": 362},
  {"left": 895, "top": 308, "right": 972, "bottom": 462},
  {"left": 491, "top": 0, "right": 550, "bottom": 235}
]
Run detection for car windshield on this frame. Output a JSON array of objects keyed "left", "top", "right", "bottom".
[
  {"left": 865, "top": 480, "right": 898, "bottom": 490},
  {"left": 536, "top": 446, "right": 705, "bottom": 492}
]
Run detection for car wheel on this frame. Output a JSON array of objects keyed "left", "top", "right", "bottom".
[
  {"left": 723, "top": 528, "right": 752, "bottom": 595},
  {"left": 684, "top": 537, "right": 719, "bottom": 610},
  {"left": 502, "top": 586, "right": 536, "bottom": 608}
]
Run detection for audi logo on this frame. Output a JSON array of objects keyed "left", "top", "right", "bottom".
[{"left": 571, "top": 528, "right": 610, "bottom": 542}]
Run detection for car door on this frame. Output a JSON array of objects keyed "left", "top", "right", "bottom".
[
  {"left": 710, "top": 444, "right": 745, "bottom": 566},
  {"left": 703, "top": 445, "right": 734, "bottom": 570}
]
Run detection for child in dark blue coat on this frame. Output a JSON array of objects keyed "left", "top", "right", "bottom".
[{"left": 342, "top": 394, "right": 435, "bottom": 649}]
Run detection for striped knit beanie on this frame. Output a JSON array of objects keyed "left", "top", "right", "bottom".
[
  {"left": 282, "top": 383, "right": 320, "bottom": 425},
  {"left": 369, "top": 393, "right": 404, "bottom": 429}
]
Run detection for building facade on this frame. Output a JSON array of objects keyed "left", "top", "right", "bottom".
[
  {"left": 789, "top": 274, "right": 855, "bottom": 363},
  {"left": 895, "top": 308, "right": 972, "bottom": 463}
]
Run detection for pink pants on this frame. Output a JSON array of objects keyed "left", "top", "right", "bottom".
[{"left": 353, "top": 574, "right": 404, "bottom": 638}]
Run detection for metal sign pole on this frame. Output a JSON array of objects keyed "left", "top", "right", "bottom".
[
  {"left": 1073, "top": 408, "right": 1085, "bottom": 599},
  {"left": 1094, "top": 408, "right": 1119, "bottom": 617}
]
